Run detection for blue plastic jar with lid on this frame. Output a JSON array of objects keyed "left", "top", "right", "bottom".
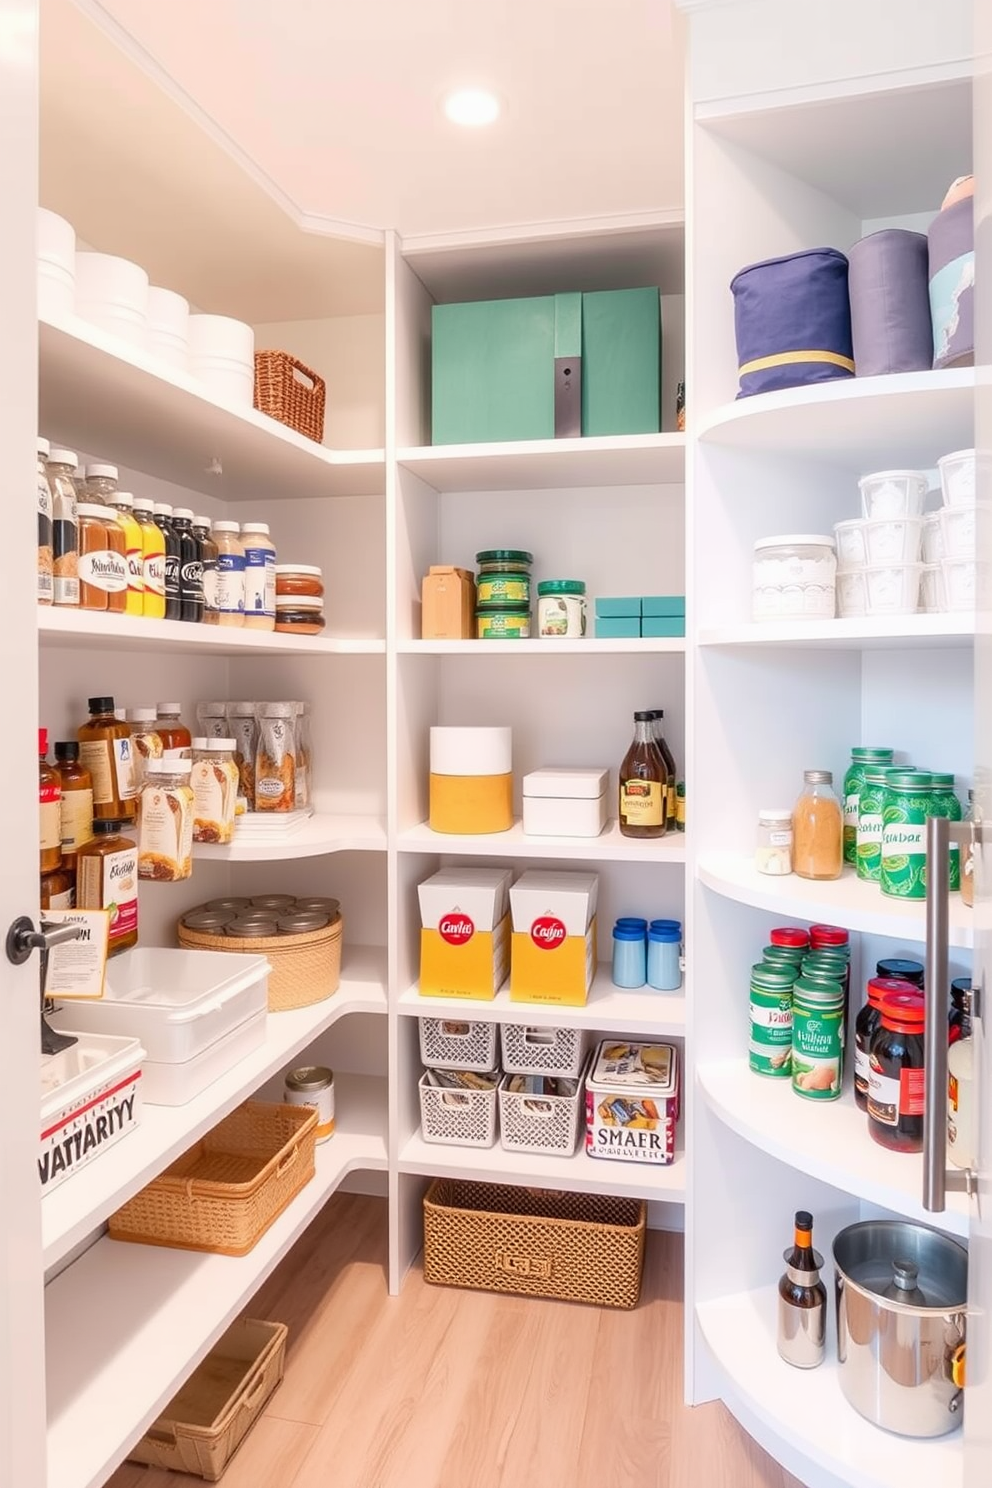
[
  {"left": 612, "top": 922, "right": 647, "bottom": 988},
  {"left": 616, "top": 917, "right": 648, "bottom": 934},
  {"left": 648, "top": 922, "right": 682, "bottom": 991}
]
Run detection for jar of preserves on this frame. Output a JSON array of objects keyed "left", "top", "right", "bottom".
[
  {"left": 880, "top": 769, "right": 933, "bottom": 900},
  {"left": 78, "top": 697, "right": 137, "bottom": 821},
  {"left": 54, "top": 740, "right": 93, "bottom": 865},
  {"left": 37, "top": 437, "right": 53, "bottom": 605},
  {"left": 856, "top": 765, "right": 889, "bottom": 881},
  {"left": 213, "top": 521, "right": 246, "bottom": 626},
  {"left": 868, "top": 988, "right": 926, "bottom": 1152},
  {"left": 756, "top": 808, "right": 793, "bottom": 875},
  {"left": 842, "top": 747, "right": 894, "bottom": 864},
  {"left": 791, "top": 977, "right": 844, "bottom": 1101},
  {"left": 76, "top": 818, "right": 138, "bottom": 954},
  {"left": 133, "top": 496, "right": 165, "bottom": 619},
  {"left": 749, "top": 963, "right": 795, "bottom": 1078},
  {"left": 275, "top": 564, "right": 324, "bottom": 600},
  {"left": 929, "top": 772, "right": 963, "bottom": 891},
  {"left": 76, "top": 503, "right": 128, "bottom": 612},
  {"left": 48, "top": 447, "right": 80, "bottom": 607},
  {"left": 537, "top": 580, "right": 587, "bottom": 638},
  {"left": 138, "top": 758, "right": 194, "bottom": 881},
  {"left": 155, "top": 703, "right": 192, "bottom": 754},
  {"left": 275, "top": 598, "right": 326, "bottom": 635},
  {"left": 855, "top": 977, "right": 916, "bottom": 1111},
  {"left": 39, "top": 728, "right": 61, "bottom": 874},
  {"left": 191, "top": 737, "right": 239, "bottom": 844},
  {"left": 792, "top": 770, "right": 843, "bottom": 881},
  {"left": 241, "top": 522, "right": 276, "bottom": 630}
]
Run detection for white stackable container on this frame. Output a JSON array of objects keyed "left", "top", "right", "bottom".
[
  {"left": 74, "top": 252, "right": 149, "bottom": 346},
  {"left": 145, "top": 286, "right": 190, "bottom": 371},
  {"left": 836, "top": 569, "right": 868, "bottom": 618},
  {"left": 862, "top": 516, "right": 923, "bottom": 564},
  {"left": 498, "top": 1072, "right": 585, "bottom": 1157},
  {"left": 833, "top": 519, "right": 868, "bottom": 570},
  {"left": 863, "top": 562, "right": 923, "bottom": 616},
  {"left": 920, "top": 565, "right": 948, "bottom": 613},
  {"left": 522, "top": 766, "right": 609, "bottom": 837},
  {"left": 922, "top": 512, "right": 945, "bottom": 565},
  {"left": 939, "top": 503, "right": 978, "bottom": 561},
  {"left": 50, "top": 948, "right": 269, "bottom": 1106},
  {"left": 500, "top": 1022, "right": 587, "bottom": 1079},
  {"left": 418, "top": 1071, "right": 499, "bottom": 1148},
  {"left": 188, "top": 313, "right": 255, "bottom": 407},
  {"left": 938, "top": 449, "right": 976, "bottom": 507},
  {"left": 40, "top": 1033, "right": 144, "bottom": 1194},
  {"left": 37, "top": 207, "right": 75, "bottom": 320},
  {"left": 858, "top": 470, "right": 928, "bottom": 519},
  {"left": 418, "top": 1017, "right": 498, "bottom": 1072}
]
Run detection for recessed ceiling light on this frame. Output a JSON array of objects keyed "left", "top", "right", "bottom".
[{"left": 444, "top": 88, "right": 500, "bottom": 127}]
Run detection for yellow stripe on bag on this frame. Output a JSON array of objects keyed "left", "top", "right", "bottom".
[{"left": 739, "top": 349, "right": 856, "bottom": 376}]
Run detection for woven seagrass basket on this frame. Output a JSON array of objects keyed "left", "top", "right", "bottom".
[
  {"left": 254, "top": 350, "right": 325, "bottom": 442},
  {"left": 177, "top": 914, "right": 342, "bottom": 1012}
]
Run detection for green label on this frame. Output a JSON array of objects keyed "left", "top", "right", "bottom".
[
  {"left": 857, "top": 810, "right": 884, "bottom": 881},
  {"left": 843, "top": 766, "right": 866, "bottom": 866},
  {"left": 750, "top": 990, "right": 792, "bottom": 1076},
  {"left": 791, "top": 1005, "right": 843, "bottom": 1099},
  {"left": 880, "top": 810, "right": 928, "bottom": 900}
]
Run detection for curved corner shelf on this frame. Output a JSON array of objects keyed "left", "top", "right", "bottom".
[
  {"left": 194, "top": 813, "right": 386, "bottom": 861},
  {"left": 697, "top": 614, "right": 973, "bottom": 651},
  {"left": 39, "top": 608, "right": 385, "bottom": 657},
  {"left": 697, "top": 1059, "right": 969, "bottom": 1239},
  {"left": 697, "top": 1286, "right": 962, "bottom": 1488},
  {"left": 697, "top": 853, "right": 974, "bottom": 949},
  {"left": 696, "top": 368, "right": 974, "bottom": 465}
]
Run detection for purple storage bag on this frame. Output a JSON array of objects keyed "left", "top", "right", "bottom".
[
  {"left": 730, "top": 248, "right": 854, "bottom": 398},
  {"left": 848, "top": 229, "right": 932, "bottom": 377}
]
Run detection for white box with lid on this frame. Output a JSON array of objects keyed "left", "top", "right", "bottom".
[
  {"left": 522, "top": 767, "right": 608, "bottom": 837},
  {"left": 509, "top": 870, "right": 598, "bottom": 936},
  {"left": 418, "top": 867, "right": 514, "bottom": 931},
  {"left": 40, "top": 1033, "right": 144, "bottom": 1193}
]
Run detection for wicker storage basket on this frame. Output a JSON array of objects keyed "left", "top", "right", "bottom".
[
  {"left": 128, "top": 1318, "right": 287, "bottom": 1481},
  {"left": 109, "top": 1102, "right": 318, "bottom": 1255},
  {"left": 178, "top": 915, "right": 342, "bottom": 1012},
  {"left": 419, "top": 1016, "right": 498, "bottom": 1072},
  {"left": 423, "top": 1179, "right": 646, "bottom": 1308},
  {"left": 254, "top": 350, "right": 326, "bottom": 442}
]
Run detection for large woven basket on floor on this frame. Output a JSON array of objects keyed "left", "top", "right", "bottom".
[
  {"left": 109, "top": 1102, "right": 318, "bottom": 1256},
  {"left": 423, "top": 1179, "right": 646, "bottom": 1309},
  {"left": 254, "top": 349, "right": 326, "bottom": 442},
  {"left": 178, "top": 914, "right": 342, "bottom": 1012}
]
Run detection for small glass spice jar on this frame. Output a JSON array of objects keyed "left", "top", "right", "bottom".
[
  {"left": 867, "top": 988, "right": 926, "bottom": 1152},
  {"left": 756, "top": 808, "right": 793, "bottom": 875}
]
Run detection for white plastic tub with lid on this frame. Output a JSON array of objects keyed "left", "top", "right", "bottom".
[
  {"left": 145, "top": 286, "right": 190, "bottom": 371},
  {"left": 752, "top": 535, "right": 836, "bottom": 620},
  {"left": 74, "top": 252, "right": 149, "bottom": 347},
  {"left": 37, "top": 207, "right": 75, "bottom": 320},
  {"left": 188, "top": 313, "right": 255, "bottom": 407}
]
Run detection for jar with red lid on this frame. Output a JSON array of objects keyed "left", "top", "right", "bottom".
[
  {"left": 867, "top": 989, "right": 926, "bottom": 1152},
  {"left": 770, "top": 927, "right": 810, "bottom": 950},
  {"left": 855, "top": 978, "right": 918, "bottom": 1112},
  {"left": 809, "top": 924, "right": 849, "bottom": 951}
]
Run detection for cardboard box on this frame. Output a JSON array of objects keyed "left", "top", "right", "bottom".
[
  {"left": 419, "top": 868, "right": 513, "bottom": 1000},
  {"left": 641, "top": 617, "right": 685, "bottom": 638},
  {"left": 522, "top": 767, "right": 608, "bottom": 837},
  {"left": 595, "top": 617, "right": 641, "bottom": 639},
  {"left": 509, "top": 870, "right": 599, "bottom": 1005},
  {"left": 641, "top": 595, "right": 686, "bottom": 617},
  {"left": 509, "top": 870, "right": 598, "bottom": 935},
  {"left": 584, "top": 1041, "right": 679, "bottom": 1165},
  {"left": 595, "top": 597, "right": 642, "bottom": 618},
  {"left": 422, "top": 567, "right": 476, "bottom": 640}
]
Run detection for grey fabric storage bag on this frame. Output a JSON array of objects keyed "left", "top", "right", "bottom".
[{"left": 848, "top": 229, "right": 932, "bottom": 377}]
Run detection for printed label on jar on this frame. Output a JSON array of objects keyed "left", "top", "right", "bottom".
[
  {"left": 749, "top": 1000, "right": 793, "bottom": 1039},
  {"left": 181, "top": 558, "right": 203, "bottom": 593},
  {"left": 126, "top": 548, "right": 143, "bottom": 586},
  {"left": 477, "top": 576, "right": 529, "bottom": 605},
  {"left": 144, "top": 553, "right": 165, "bottom": 596},
  {"left": 854, "top": 1044, "right": 870, "bottom": 1101},
  {"left": 113, "top": 736, "right": 137, "bottom": 800},
  {"left": 139, "top": 785, "right": 193, "bottom": 880},
  {"left": 749, "top": 1038, "right": 791, "bottom": 1077},
  {"left": 78, "top": 741, "right": 114, "bottom": 806},
  {"left": 40, "top": 792, "right": 61, "bottom": 852},
  {"left": 79, "top": 845, "right": 138, "bottom": 944},
  {"left": 191, "top": 759, "right": 237, "bottom": 842},
  {"left": 216, "top": 553, "right": 245, "bottom": 614},
  {"left": 60, "top": 789, "right": 94, "bottom": 853},
  {"left": 857, "top": 812, "right": 884, "bottom": 881},
  {"left": 620, "top": 780, "right": 663, "bottom": 827},
  {"left": 47, "top": 888, "right": 74, "bottom": 910},
  {"left": 78, "top": 549, "right": 128, "bottom": 592},
  {"left": 244, "top": 550, "right": 275, "bottom": 618},
  {"left": 881, "top": 824, "right": 927, "bottom": 899},
  {"left": 867, "top": 1066, "right": 925, "bottom": 1125}
]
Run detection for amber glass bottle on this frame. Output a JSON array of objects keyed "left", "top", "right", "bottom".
[
  {"left": 39, "top": 728, "right": 62, "bottom": 874},
  {"left": 76, "top": 818, "right": 138, "bottom": 955},
  {"left": 54, "top": 740, "right": 93, "bottom": 865},
  {"left": 618, "top": 711, "right": 667, "bottom": 838},
  {"left": 78, "top": 697, "right": 137, "bottom": 821}
]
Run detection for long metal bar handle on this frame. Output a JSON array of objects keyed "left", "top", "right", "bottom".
[{"left": 924, "top": 815, "right": 950, "bottom": 1212}]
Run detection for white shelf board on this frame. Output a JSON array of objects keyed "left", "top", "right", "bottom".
[
  {"left": 39, "top": 313, "right": 385, "bottom": 503},
  {"left": 194, "top": 812, "right": 387, "bottom": 861},
  {"left": 398, "top": 963, "right": 685, "bottom": 1038},
  {"left": 697, "top": 1285, "right": 962, "bottom": 1488},
  {"left": 399, "top": 1130, "right": 685, "bottom": 1204},
  {"left": 397, "top": 432, "right": 685, "bottom": 491},
  {"left": 42, "top": 946, "right": 387, "bottom": 1269},
  {"left": 45, "top": 1073, "right": 388, "bottom": 1488},
  {"left": 697, "top": 853, "right": 974, "bottom": 949},
  {"left": 398, "top": 818, "right": 687, "bottom": 864},
  {"left": 698, "top": 615, "right": 973, "bottom": 651},
  {"left": 697, "top": 1060, "right": 969, "bottom": 1239},
  {"left": 398, "top": 637, "right": 686, "bottom": 656},
  {"left": 39, "top": 607, "right": 385, "bottom": 657},
  {"left": 696, "top": 369, "right": 974, "bottom": 467}
]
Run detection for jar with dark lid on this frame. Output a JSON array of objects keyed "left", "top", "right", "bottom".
[
  {"left": 205, "top": 897, "right": 251, "bottom": 912},
  {"left": 476, "top": 549, "right": 533, "bottom": 574},
  {"left": 770, "top": 927, "right": 810, "bottom": 949},
  {"left": 855, "top": 977, "right": 917, "bottom": 1111},
  {"left": 876, "top": 957, "right": 925, "bottom": 987},
  {"left": 277, "top": 911, "right": 330, "bottom": 934},
  {"left": 950, "top": 979, "right": 973, "bottom": 1044},
  {"left": 251, "top": 894, "right": 296, "bottom": 911},
  {"left": 182, "top": 909, "right": 236, "bottom": 932},
  {"left": 868, "top": 989, "right": 926, "bottom": 1152},
  {"left": 225, "top": 916, "right": 278, "bottom": 938},
  {"left": 294, "top": 896, "right": 340, "bottom": 917}
]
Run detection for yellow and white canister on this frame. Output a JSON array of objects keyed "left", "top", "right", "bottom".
[
  {"left": 284, "top": 1065, "right": 335, "bottom": 1142},
  {"left": 429, "top": 726, "right": 513, "bottom": 835}
]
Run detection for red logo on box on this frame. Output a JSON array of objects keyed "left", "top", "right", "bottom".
[
  {"left": 531, "top": 916, "right": 566, "bottom": 950},
  {"left": 439, "top": 914, "right": 475, "bottom": 946}
]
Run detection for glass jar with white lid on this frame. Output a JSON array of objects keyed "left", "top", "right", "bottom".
[
  {"left": 752, "top": 535, "right": 837, "bottom": 621},
  {"left": 756, "top": 809, "right": 793, "bottom": 875}
]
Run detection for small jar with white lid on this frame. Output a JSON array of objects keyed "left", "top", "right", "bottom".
[
  {"left": 241, "top": 521, "right": 276, "bottom": 630},
  {"left": 752, "top": 535, "right": 837, "bottom": 621},
  {"left": 756, "top": 809, "right": 794, "bottom": 876},
  {"left": 37, "top": 437, "right": 53, "bottom": 605},
  {"left": 84, "top": 463, "right": 119, "bottom": 506},
  {"left": 212, "top": 521, "right": 245, "bottom": 626}
]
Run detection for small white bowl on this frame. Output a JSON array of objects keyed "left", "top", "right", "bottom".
[
  {"left": 920, "top": 564, "right": 947, "bottom": 613},
  {"left": 859, "top": 469, "right": 929, "bottom": 520},
  {"left": 834, "top": 519, "right": 868, "bottom": 569},
  {"left": 836, "top": 568, "right": 867, "bottom": 618},
  {"left": 938, "top": 449, "right": 976, "bottom": 507},
  {"left": 939, "top": 504, "right": 977, "bottom": 561},
  {"left": 922, "top": 512, "right": 945, "bottom": 565},
  {"left": 863, "top": 516, "right": 923, "bottom": 564},
  {"left": 864, "top": 562, "right": 923, "bottom": 616}
]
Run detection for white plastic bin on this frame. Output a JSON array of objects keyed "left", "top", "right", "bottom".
[
  {"left": 188, "top": 314, "right": 255, "bottom": 407},
  {"left": 418, "top": 1017, "right": 497, "bottom": 1072},
  {"left": 37, "top": 207, "right": 75, "bottom": 320},
  {"left": 75, "top": 251, "right": 149, "bottom": 346},
  {"left": 500, "top": 1022, "right": 586, "bottom": 1079},
  {"left": 40, "top": 1033, "right": 144, "bottom": 1193},
  {"left": 858, "top": 469, "right": 928, "bottom": 519},
  {"left": 146, "top": 286, "right": 190, "bottom": 371},
  {"left": 418, "top": 1071, "right": 498, "bottom": 1148},
  {"left": 938, "top": 449, "right": 976, "bottom": 506}
]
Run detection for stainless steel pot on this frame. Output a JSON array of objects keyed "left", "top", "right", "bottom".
[{"left": 833, "top": 1220, "right": 967, "bottom": 1437}]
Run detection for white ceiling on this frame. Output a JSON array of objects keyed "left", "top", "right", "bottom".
[{"left": 65, "top": 0, "right": 685, "bottom": 243}]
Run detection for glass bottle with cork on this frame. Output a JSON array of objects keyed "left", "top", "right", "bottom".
[
  {"left": 77, "top": 698, "right": 136, "bottom": 822},
  {"left": 777, "top": 1210, "right": 826, "bottom": 1369},
  {"left": 618, "top": 711, "right": 668, "bottom": 839}
]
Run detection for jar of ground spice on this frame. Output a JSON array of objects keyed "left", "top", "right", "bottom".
[{"left": 792, "top": 770, "right": 843, "bottom": 881}]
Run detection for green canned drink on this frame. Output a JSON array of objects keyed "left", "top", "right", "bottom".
[
  {"left": 843, "top": 748, "right": 894, "bottom": 865},
  {"left": 929, "top": 772, "right": 963, "bottom": 892},
  {"left": 791, "top": 977, "right": 844, "bottom": 1100},
  {"left": 857, "top": 765, "right": 890, "bottom": 882},
  {"left": 881, "top": 769, "right": 933, "bottom": 900},
  {"left": 749, "top": 964, "right": 794, "bottom": 1078}
]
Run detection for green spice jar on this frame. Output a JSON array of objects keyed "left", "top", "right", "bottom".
[
  {"left": 843, "top": 747, "right": 894, "bottom": 865},
  {"left": 791, "top": 978, "right": 844, "bottom": 1100},
  {"left": 761, "top": 944, "right": 805, "bottom": 972},
  {"left": 749, "top": 963, "right": 795, "bottom": 1078},
  {"left": 475, "top": 549, "right": 533, "bottom": 608},
  {"left": 856, "top": 765, "right": 890, "bottom": 882},
  {"left": 929, "top": 772, "right": 963, "bottom": 892},
  {"left": 476, "top": 605, "right": 531, "bottom": 638},
  {"left": 880, "top": 769, "right": 934, "bottom": 900}
]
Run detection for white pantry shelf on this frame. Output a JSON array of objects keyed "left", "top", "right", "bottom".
[
  {"left": 696, "top": 1285, "right": 962, "bottom": 1488},
  {"left": 39, "top": 608, "right": 385, "bottom": 657},
  {"left": 45, "top": 1074, "right": 388, "bottom": 1488},
  {"left": 696, "top": 1060, "right": 969, "bottom": 1239},
  {"left": 697, "top": 853, "right": 974, "bottom": 949},
  {"left": 398, "top": 818, "right": 687, "bottom": 863},
  {"left": 696, "top": 368, "right": 974, "bottom": 466},
  {"left": 43, "top": 945, "right": 387, "bottom": 1268},
  {"left": 194, "top": 812, "right": 387, "bottom": 861},
  {"left": 397, "top": 431, "right": 685, "bottom": 491},
  {"left": 398, "top": 964, "right": 685, "bottom": 1038},
  {"left": 398, "top": 637, "right": 686, "bottom": 656},
  {"left": 39, "top": 313, "right": 385, "bottom": 503},
  {"left": 698, "top": 615, "right": 973, "bottom": 651},
  {"left": 399, "top": 1129, "right": 685, "bottom": 1204}
]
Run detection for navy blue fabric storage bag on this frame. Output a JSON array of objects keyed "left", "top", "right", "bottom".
[{"left": 730, "top": 247, "right": 855, "bottom": 397}]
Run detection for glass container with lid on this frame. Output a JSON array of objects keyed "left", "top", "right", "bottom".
[
  {"left": 843, "top": 748, "right": 894, "bottom": 864},
  {"left": 475, "top": 549, "right": 533, "bottom": 574},
  {"left": 48, "top": 448, "right": 80, "bottom": 608},
  {"left": 868, "top": 988, "right": 926, "bottom": 1152},
  {"left": 757, "top": 808, "right": 793, "bottom": 876},
  {"left": 880, "top": 769, "right": 933, "bottom": 901},
  {"left": 793, "top": 770, "right": 843, "bottom": 881},
  {"left": 84, "top": 463, "right": 118, "bottom": 505}
]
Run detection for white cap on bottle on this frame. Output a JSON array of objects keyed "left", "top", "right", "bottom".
[
  {"left": 174, "top": 507, "right": 195, "bottom": 520},
  {"left": 241, "top": 522, "right": 271, "bottom": 535},
  {"left": 48, "top": 449, "right": 77, "bottom": 468},
  {"left": 86, "top": 463, "right": 118, "bottom": 480},
  {"left": 126, "top": 707, "right": 157, "bottom": 722},
  {"left": 213, "top": 520, "right": 240, "bottom": 533},
  {"left": 37, "top": 437, "right": 50, "bottom": 459},
  {"left": 147, "top": 756, "right": 192, "bottom": 774},
  {"left": 153, "top": 503, "right": 173, "bottom": 516},
  {"left": 157, "top": 703, "right": 181, "bottom": 714}
]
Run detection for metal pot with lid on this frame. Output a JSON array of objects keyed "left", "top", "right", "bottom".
[{"left": 833, "top": 1219, "right": 967, "bottom": 1437}]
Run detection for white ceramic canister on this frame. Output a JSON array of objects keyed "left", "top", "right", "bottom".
[
  {"left": 188, "top": 313, "right": 255, "bottom": 407},
  {"left": 145, "top": 286, "right": 190, "bottom": 371},
  {"left": 74, "top": 252, "right": 149, "bottom": 347},
  {"left": 37, "top": 208, "right": 75, "bottom": 320},
  {"left": 752, "top": 535, "right": 837, "bottom": 620},
  {"left": 284, "top": 1065, "right": 335, "bottom": 1142}
]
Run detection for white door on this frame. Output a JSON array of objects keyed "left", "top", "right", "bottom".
[{"left": 0, "top": 0, "right": 48, "bottom": 1482}]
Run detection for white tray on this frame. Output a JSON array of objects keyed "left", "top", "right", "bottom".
[
  {"left": 40, "top": 1033, "right": 144, "bottom": 1194},
  {"left": 140, "top": 1007, "right": 267, "bottom": 1106}
]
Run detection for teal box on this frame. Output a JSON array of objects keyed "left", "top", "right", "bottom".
[
  {"left": 595, "top": 617, "right": 642, "bottom": 639},
  {"left": 595, "top": 597, "right": 642, "bottom": 619},
  {"left": 642, "top": 596, "right": 686, "bottom": 617},
  {"left": 431, "top": 288, "right": 661, "bottom": 445},
  {"left": 642, "top": 617, "right": 686, "bottom": 638}
]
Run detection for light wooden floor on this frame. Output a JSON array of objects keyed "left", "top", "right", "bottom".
[{"left": 108, "top": 1192, "right": 802, "bottom": 1488}]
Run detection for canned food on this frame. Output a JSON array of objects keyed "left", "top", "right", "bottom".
[
  {"left": 251, "top": 894, "right": 297, "bottom": 911},
  {"left": 182, "top": 909, "right": 237, "bottom": 931},
  {"left": 476, "top": 606, "right": 531, "bottom": 638},
  {"left": 225, "top": 916, "right": 278, "bottom": 938},
  {"left": 476, "top": 572, "right": 531, "bottom": 607},
  {"left": 276, "top": 911, "right": 330, "bottom": 934},
  {"left": 284, "top": 1065, "right": 335, "bottom": 1141},
  {"left": 293, "top": 896, "right": 341, "bottom": 916},
  {"left": 205, "top": 897, "right": 251, "bottom": 911}
]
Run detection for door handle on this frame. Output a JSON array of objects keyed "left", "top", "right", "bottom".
[{"left": 6, "top": 915, "right": 84, "bottom": 967}]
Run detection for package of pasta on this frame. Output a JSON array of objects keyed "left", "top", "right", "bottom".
[{"left": 254, "top": 703, "right": 297, "bottom": 812}]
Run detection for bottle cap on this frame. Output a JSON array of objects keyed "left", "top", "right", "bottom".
[
  {"left": 37, "top": 436, "right": 50, "bottom": 459},
  {"left": 91, "top": 818, "right": 128, "bottom": 834},
  {"left": 156, "top": 704, "right": 181, "bottom": 714},
  {"left": 633, "top": 710, "right": 656, "bottom": 722},
  {"left": 795, "top": 1210, "right": 813, "bottom": 1230},
  {"left": 111, "top": 491, "right": 134, "bottom": 508},
  {"left": 38, "top": 727, "right": 48, "bottom": 755},
  {"left": 173, "top": 507, "right": 194, "bottom": 520},
  {"left": 147, "top": 757, "right": 191, "bottom": 774},
  {"left": 193, "top": 515, "right": 211, "bottom": 529},
  {"left": 54, "top": 741, "right": 79, "bottom": 761},
  {"left": 86, "top": 463, "right": 118, "bottom": 480},
  {"left": 804, "top": 769, "right": 833, "bottom": 784},
  {"left": 48, "top": 449, "right": 78, "bottom": 467},
  {"left": 126, "top": 708, "right": 157, "bottom": 722},
  {"left": 213, "top": 520, "right": 241, "bottom": 533},
  {"left": 88, "top": 696, "right": 115, "bottom": 714},
  {"left": 153, "top": 503, "right": 173, "bottom": 517},
  {"left": 132, "top": 496, "right": 154, "bottom": 512},
  {"left": 241, "top": 522, "right": 271, "bottom": 535}
]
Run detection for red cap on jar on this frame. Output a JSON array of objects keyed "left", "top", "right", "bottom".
[
  {"left": 879, "top": 989, "right": 926, "bottom": 1033},
  {"left": 866, "top": 976, "right": 920, "bottom": 1009},
  {"left": 770, "top": 927, "right": 810, "bottom": 948},
  {"left": 38, "top": 727, "right": 48, "bottom": 756},
  {"left": 810, "top": 924, "right": 849, "bottom": 948}
]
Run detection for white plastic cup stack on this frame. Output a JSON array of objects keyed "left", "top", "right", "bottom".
[
  {"left": 187, "top": 314, "right": 255, "bottom": 407},
  {"left": 936, "top": 450, "right": 983, "bottom": 613},
  {"left": 834, "top": 470, "right": 930, "bottom": 618}
]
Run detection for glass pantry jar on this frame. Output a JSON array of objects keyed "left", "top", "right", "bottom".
[
  {"left": 77, "top": 818, "right": 139, "bottom": 954},
  {"left": 880, "top": 769, "right": 933, "bottom": 901},
  {"left": 842, "top": 747, "right": 894, "bottom": 865},
  {"left": 867, "top": 988, "right": 926, "bottom": 1152},
  {"left": 792, "top": 770, "right": 843, "bottom": 880}
]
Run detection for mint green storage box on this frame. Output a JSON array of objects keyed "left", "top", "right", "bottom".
[
  {"left": 595, "top": 617, "right": 642, "bottom": 639},
  {"left": 642, "top": 596, "right": 686, "bottom": 617},
  {"left": 431, "top": 288, "right": 661, "bottom": 445},
  {"left": 641, "top": 617, "right": 686, "bottom": 638},
  {"left": 595, "top": 597, "right": 641, "bottom": 618}
]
